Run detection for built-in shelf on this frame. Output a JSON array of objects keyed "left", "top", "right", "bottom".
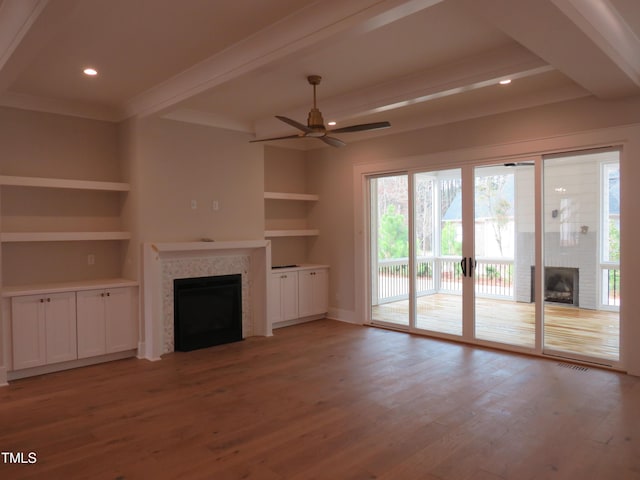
[
  {"left": 264, "top": 229, "right": 319, "bottom": 238},
  {"left": 264, "top": 192, "right": 319, "bottom": 201},
  {"left": 2, "top": 278, "right": 139, "bottom": 297},
  {"left": 1, "top": 231, "right": 131, "bottom": 242},
  {"left": 0, "top": 175, "right": 130, "bottom": 191}
]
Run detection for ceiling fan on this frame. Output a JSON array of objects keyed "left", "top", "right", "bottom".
[{"left": 250, "top": 75, "right": 391, "bottom": 148}]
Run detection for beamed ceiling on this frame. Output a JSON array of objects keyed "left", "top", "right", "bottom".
[{"left": 0, "top": 0, "right": 638, "bottom": 148}]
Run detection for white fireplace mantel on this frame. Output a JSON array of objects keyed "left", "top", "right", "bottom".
[{"left": 142, "top": 240, "right": 272, "bottom": 360}]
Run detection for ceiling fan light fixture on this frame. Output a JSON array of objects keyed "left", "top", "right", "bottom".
[{"left": 307, "top": 107, "right": 325, "bottom": 130}]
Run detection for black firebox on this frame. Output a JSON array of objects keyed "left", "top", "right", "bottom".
[{"left": 173, "top": 274, "right": 242, "bottom": 352}]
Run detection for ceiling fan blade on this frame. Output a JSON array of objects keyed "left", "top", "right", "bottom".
[
  {"left": 320, "top": 136, "right": 346, "bottom": 148},
  {"left": 329, "top": 121, "right": 391, "bottom": 134},
  {"left": 504, "top": 162, "right": 535, "bottom": 166},
  {"left": 275, "top": 115, "right": 312, "bottom": 133},
  {"left": 249, "top": 134, "right": 301, "bottom": 143}
]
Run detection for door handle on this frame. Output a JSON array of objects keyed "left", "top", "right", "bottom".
[
  {"left": 469, "top": 259, "right": 477, "bottom": 277},
  {"left": 460, "top": 257, "right": 467, "bottom": 277}
]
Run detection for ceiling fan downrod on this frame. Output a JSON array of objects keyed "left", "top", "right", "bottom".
[{"left": 306, "top": 75, "right": 325, "bottom": 133}]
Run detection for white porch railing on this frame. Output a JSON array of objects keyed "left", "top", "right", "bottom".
[
  {"left": 375, "top": 257, "right": 513, "bottom": 304},
  {"left": 601, "top": 264, "right": 620, "bottom": 307}
]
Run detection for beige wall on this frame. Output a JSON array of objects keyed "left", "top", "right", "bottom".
[
  {"left": 306, "top": 94, "right": 640, "bottom": 375},
  {"left": 0, "top": 107, "right": 121, "bottom": 181},
  {"left": 0, "top": 107, "right": 124, "bottom": 285},
  {"left": 122, "top": 117, "right": 265, "bottom": 282},
  {"left": 264, "top": 146, "right": 313, "bottom": 266},
  {"left": 134, "top": 117, "right": 264, "bottom": 243}
]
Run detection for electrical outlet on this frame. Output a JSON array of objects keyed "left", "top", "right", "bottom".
[
  {"left": 88, "top": 254, "right": 95, "bottom": 266},
  {"left": 191, "top": 199, "right": 197, "bottom": 209},
  {"left": 212, "top": 200, "right": 219, "bottom": 211}
]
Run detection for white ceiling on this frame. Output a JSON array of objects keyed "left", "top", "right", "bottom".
[{"left": 0, "top": 0, "right": 639, "bottom": 149}]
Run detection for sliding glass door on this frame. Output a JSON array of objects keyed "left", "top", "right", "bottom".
[
  {"left": 367, "top": 149, "right": 620, "bottom": 366},
  {"left": 542, "top": 150, "right": 620, "bottom": 363},
  {"left": 474, "top": 163, "right": 536, "bottom": 348},
  {"left": 369, "top": 169, "right": 463, "bottom": 335},
  {"left": 370, "top": 174, "right": 410, "bottom": 328},
  {"left": 413, "top": 169, "right": 463, "bottom": 336}
]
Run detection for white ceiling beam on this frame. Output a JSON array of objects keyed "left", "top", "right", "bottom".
[
  {"left": 123, "top": 0, "right": 444, "bottom": 119},
  {"left": 0, "top": 1, "right": 82, "bottom": 94},
  {"left": 0, "top": 0, "right": 48, "bottom": 73},
  {"left": 550, "top": 0, "right": 640, "bottom": 86},
  {"left": 253, "top": 43, "right": 553, "bottom": 138},
  {"left": 454, "top": 0, "right": 640, "bottom": 99}
]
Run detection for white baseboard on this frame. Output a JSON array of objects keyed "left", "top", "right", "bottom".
[
  {"left": 327, "top": 308, "right": 361, "bottom": 325},
  {"left": 7, "top": 350, "right": 137, "bottom": 381},
  {"left": 272, "top": 314, "right": 324, "bottom": 330}
]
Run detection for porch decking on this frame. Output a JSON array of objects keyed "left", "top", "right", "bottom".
[{"left": 371, "top": 294, "right": 619, "bottom": 362}]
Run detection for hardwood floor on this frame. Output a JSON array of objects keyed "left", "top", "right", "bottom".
[
  {"left": 373, "top": 294, "right": 619, "bottom": 361},
  {"left": 1, "top": 319, "right": 638, "bottom": 479}
]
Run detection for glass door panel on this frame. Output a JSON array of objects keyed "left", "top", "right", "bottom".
[
  {"left": 473, "top": 163, "right": 535, "bottom": 348},
  {"left": 414, "top": 169, "right": 462, "bottom": 336},
  {"left": 370, "top": 174, "right": 410, "bottom": 327},
  {"left": 543, "top": 150, "right": 620, "bottom": 363}
]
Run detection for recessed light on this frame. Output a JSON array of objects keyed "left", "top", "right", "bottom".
[
  {"left": 499, "top": 79, "right": 511, "bottom": 85},
  {"left": 83, "top": 68, "right": 98, "bottom": 76},
  {"left": 328, "top": 121, "right": 337, "bottom": 126}
]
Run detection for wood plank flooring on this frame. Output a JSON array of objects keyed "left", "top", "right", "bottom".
[
  {"left": 373, "top": 294, "right": 619, "bottom": 361},
  {"left": 0, "top": 319, "right": 638, "bottom": 479}
]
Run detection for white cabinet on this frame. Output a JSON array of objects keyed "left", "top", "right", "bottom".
[
  {"left": 76, "top": 290, "right": 107, "bottom": 358},
  {"left": 77, "top": 287, "right": 137, "bottom": 358},
  {"left": 269, "top": 271, "right": 299, "bottom": 324},
  {"left": 104, "top": 287, "right": 137, "bottom": 353},
  {"left": 298, "top": 268, "right": 329, "bottom": 317},
  {"left": 11, "top": 292, "right": 77, "bottom": 370},
  {"left": 269, "top": 266, "right": 329, "bottom": 326}
]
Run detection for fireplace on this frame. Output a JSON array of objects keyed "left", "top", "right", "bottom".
[
  {"left": 531, "top": 266, "right": 579, "bottom": 306},
  {"left": 173, "top": 274, "right": 243, "bottom": 352}
]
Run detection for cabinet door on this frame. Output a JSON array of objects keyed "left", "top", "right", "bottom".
[
  {"left": 298, "top": 271, "right": 316, "bottom": 317},
  {"left": 298, "top": 269, "right": 329, "bottom": 317},
  {"left": 268, "top": 273, "right": 283, "bottom": 323},
  {"left": 44, "top": 292, "right": 77, "bottom": 364},
  {"left": 105, "top": 287, "right": 137, "bottom": 353},
  {"left": 77, "top": 290, "right": 107, "bottom": 359},
  {"left": 313, "top": 268, "right": 329, "bottom": 314},
  {"left": 11, "top": 295, "right": 46, "bottom": 370},
  {"left": 281, "top": 272, "right": 298, "bottom": 321}
]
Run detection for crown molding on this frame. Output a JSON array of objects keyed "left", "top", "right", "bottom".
[
  {"left": 0, "top": 91, "right": 123, "bottom": 121},
  {"left": 161, "top": 109, "right": 253, "bottom": 133}
]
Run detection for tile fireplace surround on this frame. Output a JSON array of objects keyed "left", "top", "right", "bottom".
[{"left": 142, "top": 241, "right": 271, "bottom": 360}]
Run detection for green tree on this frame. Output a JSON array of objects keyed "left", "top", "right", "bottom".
[
  {"left": 441, "top": 221, "right": 462, "bottom": 256},
  {"left": 609, "top": 218, "right": 620, "bottom": 261},
  {"left": 379, "top": 205, "right": 408, "bottom": 259}
]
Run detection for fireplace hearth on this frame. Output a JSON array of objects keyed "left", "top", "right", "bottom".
[{"left": 173, "top": 274, "right": 243, "bottom": 351}]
